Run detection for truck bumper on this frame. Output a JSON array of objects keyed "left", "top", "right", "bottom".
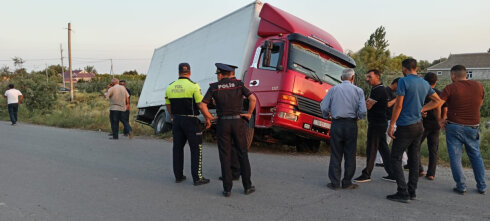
[{"left": 271, "top": 103, "right": 331, "bottom": 140}]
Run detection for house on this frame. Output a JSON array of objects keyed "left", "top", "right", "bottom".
[
  {"left": 427, "top": 52, "right": 490, "bottom": 80},
  {"left": 63, "top": 70, "right": 96, "bottom": 83}
]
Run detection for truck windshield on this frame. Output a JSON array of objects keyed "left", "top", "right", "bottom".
[{"left": 288, "top": 42, "right": 345, "bottom": 85}]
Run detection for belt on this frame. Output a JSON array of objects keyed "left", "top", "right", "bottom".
[
  {"left": 447, "top": 121, "right": 479, "bottom": 129},
  {"left": 174, "top": 114, "right": 198, "bottom": 118},
  {"left": 219, "top": 115, "right": 241, "bottom": 120},
  {"left": 333, "top": 117, "right": 357, "bottom": 121}
]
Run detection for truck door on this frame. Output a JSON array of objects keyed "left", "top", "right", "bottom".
[{"left": 245, "top": 40, "right": 285, "bottom": 109}]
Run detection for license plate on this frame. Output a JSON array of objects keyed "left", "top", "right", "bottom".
[{"left": 313, "top": 119, "right": 330, "bottom": 129}]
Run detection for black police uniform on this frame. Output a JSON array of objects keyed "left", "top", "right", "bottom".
[
  {"left": 202, "top": 63, "right": 254, "bottom": 193},
  {"left": 165, "top": 74, "right": 207, "bottom": 184}
]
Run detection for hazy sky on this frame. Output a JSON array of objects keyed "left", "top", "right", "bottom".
[{"left": 1, "top": 0, "right": 489, "bottom": 74}]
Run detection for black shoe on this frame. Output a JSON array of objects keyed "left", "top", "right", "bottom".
[
  {"left": 327, "top": 183, "right": 339, "bottom": 190},
  {"left": 193, "top": 178, "right": 210, "bottom": 186},
  {"left": 453, "top": 188, "right": 466, "bottom": 195},
  {"left": 109, "top": 137, "right": 118, "bottom": 140},
  {"left": 477, "top": 189, "right": 486, "bottom": 195},
  {"left": 381, "top": 175, "right": 396, "bottom": 183},
  {"left": 403, "top": 165, "right": 409, "bottom": 170},
  {"left": 375, "top": 163, "right": 384, "bottom": 167},
  {"left": 108, "top": 133, "right": 113, "bottom": 136},
  {"left": 342, "top": 184, "right": 359, "bottom": 190},
  {"left": 354, "top": 175, "right": 371, "bottom": 183},
  {"left": 409, "top": 193, "right": 416, "bottom": 200},
  {"left": 386, "top": 192, "right": 409, "bottom": 203},
  {"left": 123, "top": 133, "right": 129, "bottom": 137},
  {"left": 223, "top": 191, "right": 231, "bottom": 197},
  {"left": 244, "top": 186, "right": 256, "bottom": 195},
  {"left": 175, "top": 176, "right": 186, "bottom": 183},
  {"left": 219, "top": 176, "right": 240, "bottom": 181}
]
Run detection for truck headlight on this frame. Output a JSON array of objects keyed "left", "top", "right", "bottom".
[{"left": 278, "top": 112, "right": 298, "bottom": 122}]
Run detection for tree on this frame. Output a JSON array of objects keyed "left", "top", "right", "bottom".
[
  {"left": 365, "top": 26, "right": 389, "bottom": 52},
  {"left": 12, "top": 56, "right": 24, "bottom": 69},
  {"left": 351, "top": 46, "right": 391, "bottom": 73},
  {"left": 387, "top": 54, "right": 410, "bottom": 75},
  {"left": 122, "top": 70, "right": 138, "bottom": 75},
  {"left": 84, "top": 65, "right": 97, "bottom": 74},
  {"left": 0, "top": 65, "right": 10, "bottom": 75},
  {"left": 418, "top": 60, "right": 431, "bottom": 73}
]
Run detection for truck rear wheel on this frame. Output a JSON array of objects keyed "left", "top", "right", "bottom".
[{"left": 154, "top": 112, "right": 171, "bottom": 134}]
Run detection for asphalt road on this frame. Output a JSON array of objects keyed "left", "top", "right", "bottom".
[{"left": 0, "top": 122, "right": 489, "bottom": 221}]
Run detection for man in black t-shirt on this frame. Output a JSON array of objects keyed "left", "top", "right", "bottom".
[
  {"left": 355, "top": 69, "right": 395, "bottom": 183},
  {"left": 418, "top": 72, "right": 447, "bottom": 180}
]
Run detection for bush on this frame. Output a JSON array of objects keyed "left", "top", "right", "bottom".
[{"left": 2, "top": 73, "right": 58, "bottom": 113}]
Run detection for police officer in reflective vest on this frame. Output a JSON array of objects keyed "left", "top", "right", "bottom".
[
  {"left": 200, "top": 63, "right": 257, "bottom": 197},
  {"left": 165, "top": 63, "right": 210, "bottom": 186}
]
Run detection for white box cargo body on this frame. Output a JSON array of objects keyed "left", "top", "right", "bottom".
[{"left": 138, "top": 2, "right": 263, "bottom": 109}]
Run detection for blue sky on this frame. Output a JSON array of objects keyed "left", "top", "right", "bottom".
[{"left": 1, "top": 0, "right": 489, "bottom": 74}]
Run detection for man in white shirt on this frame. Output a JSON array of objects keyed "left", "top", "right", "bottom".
[{"left": 4, "top": 84, "right": 23, "bottom": 125}]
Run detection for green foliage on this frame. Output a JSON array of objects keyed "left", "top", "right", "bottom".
[
  {"left": 12, "top": 56, "right": 24, "bottom": 69},
  {"left": 364, "top": 26, "right": 389, "bottom": 52},
  {"left": 84, "top": 65, "right": 97, "bottom": 74},
  {"left": 352, "top": 46, "right": 391, "bottom": 73},
  {"left": 4, "top": 73, "right": 58, "bottom": 113},
  {"left": 418, "top": 60, "right": 431, "bottom": 73},
  {"left": 122, "top": 70, "right": 139, "bottom": 75},
  {"left": 75, "top": 74, "right": 145, "bottom": 96}
]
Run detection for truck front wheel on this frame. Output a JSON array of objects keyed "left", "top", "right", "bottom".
[
  {"left": 154, "top": 112, "right": 171, "bottom": 134},
  {"left": 245, "top": 114, "right": 255, "bottom": 149}
]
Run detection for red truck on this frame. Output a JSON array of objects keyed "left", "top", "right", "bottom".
[{"left": 137, "top": 1, "right": 356, "bottom": 152}]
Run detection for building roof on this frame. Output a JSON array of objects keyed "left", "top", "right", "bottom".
[{"left": 428, "top": 52, "right": 490, "bottom": 70}]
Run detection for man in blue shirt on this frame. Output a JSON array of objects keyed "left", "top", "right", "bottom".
[
  {"left": 386, "top": 58, "right": 442, "bottom": 203},
  {"left": 321, "top": 68, "right": 367, "bottom": 190}
]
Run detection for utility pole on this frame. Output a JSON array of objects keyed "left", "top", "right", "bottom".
[
  {"left": 60, "top": 44, "right": 65, "bottom": 88},
  {"left": 68, "top": 22, "right": 74, "bottom": 102},
  {"left": 110, "top": 58, "right": 114, "bottom": 76}
]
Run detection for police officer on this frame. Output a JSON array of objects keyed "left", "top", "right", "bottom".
[
  {"left": 165, "top": 63, "right": 210, "bottom": 186},
  {"left": 200, "top": 63, "right": 256, "bottom": 197}
]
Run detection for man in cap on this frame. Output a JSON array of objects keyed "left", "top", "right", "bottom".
[
  {"left": 165, "top": 63, "right": 210, "bottom": 186},
  {"left": 200, "top": 63, "right": 257, "bottom": 197}
]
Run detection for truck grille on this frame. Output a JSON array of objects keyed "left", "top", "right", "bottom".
[{"left": 296, "top": 96, "right": 323, "bottom": 118}]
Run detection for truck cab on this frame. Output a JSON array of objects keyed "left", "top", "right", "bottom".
[{"left": 243, "top": 4, "right": 356, "bottom": 152}]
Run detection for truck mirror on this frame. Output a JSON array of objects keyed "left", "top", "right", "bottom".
[
  {"left": 276, "top": 65, "right": 284, "bottom": 71},
  {"left": 262, "top": 41, "right": 273, "bottom": 67}
]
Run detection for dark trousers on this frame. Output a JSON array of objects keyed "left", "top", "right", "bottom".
[
  {"left": 217, "top": 118, "right": 252, "bottom": 192},
  {"left": 7, "top": 103, "right": 19, "bottom": 124},
  {"left": 362, "top": 123, "right": 392, "bottom": 177},
  {"left": 230, "top": 143, "right": 240, "bottom": 178},
  {"left": 328, "top": 118, "right": 358, "bottom": 187},
  {"left": 418, "top": 128, "right": 440, "bottom": 176},
  {"left": 172, "top": 116, "right": 204, "bottom": 182},
  {"left": 390, "top": 121, "right": 424, "bottom": 196},
  {"left": 110, "top": 110, "right": 123, "bottom": 139},
  {"left": 122, "top": 110, "right": 132, "bottom": 134}
]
